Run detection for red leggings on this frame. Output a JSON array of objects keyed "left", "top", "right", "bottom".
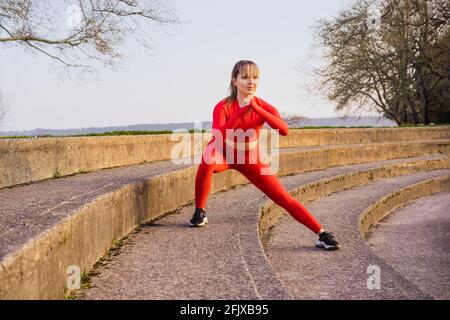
[{"left": 194, "top": 144, "right": 323, "bottom": 234}]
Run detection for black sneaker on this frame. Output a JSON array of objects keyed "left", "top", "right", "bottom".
[
  {"left": 315, "top": 231, "right": 340, "bottom": 250},
  {"left": 189, "top": 208, "right": 208, "bottom": 227}
]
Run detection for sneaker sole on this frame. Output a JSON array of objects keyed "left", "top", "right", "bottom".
[
  {"left": 189, "top": 217, "right": 208, "bottom": 227},
  {"left": 315, "top": 240, "right": 340, "bottom": 250}
]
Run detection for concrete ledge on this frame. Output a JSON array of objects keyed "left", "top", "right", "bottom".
[
  {"left": 0, "top": 134, "right": 182, "bottom": 189},
  {"left": 359, "top": 175, "right": 450, "bottom": 237},
  {"left": 281, "top": 126, "right": 450, "bottom": 148},
  {"left": 278, "top": 140, "right": 450, "bottom": 176},
  {"left": 1, "top": 140, "right": 449, "bottom": 299},
  {"left": 1, "top": 127, "right": 449, "bottom": 188}
]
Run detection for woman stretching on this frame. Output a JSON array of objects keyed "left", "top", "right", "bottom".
[{"left": 190, "top": 60, "right": 340, "bottom": 250}]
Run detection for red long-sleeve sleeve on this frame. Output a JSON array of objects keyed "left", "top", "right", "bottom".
[{"left": 252, "top": 99, "right": 289, "bottom": 136}]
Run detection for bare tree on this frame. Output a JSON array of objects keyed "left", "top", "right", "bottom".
[
  {"left": 408, "top": 0, "right": 450, "bottom": 124},
  {"left": 281, "top": 112, "right": 310, "bottom": 128},
  {"left": 0, "top": 0, "right": 181, "bottom": 76},
  {"left": 313, "top": 0, "right": 450, "bottom": 125}
]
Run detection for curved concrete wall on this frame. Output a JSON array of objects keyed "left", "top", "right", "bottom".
[
  {"left": 358, "top": 175, "right": 450, "bottom": 237},
  {"left": 1, "top": 127, "right": 449, "bottom": 189}
]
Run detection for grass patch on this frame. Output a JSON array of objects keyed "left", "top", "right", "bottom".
[
  {"left": 292, "top": 124, "right": 450, "bottom": 129},
  {"left": 398, "top": 123, "right": 450, "bottom": 127},
  {"left": 0, "top": 135, "right": 31, "bottom": 139},
  {"left": 2, "top": 124, "right": 449, "bottom": 140},
  {"left": 0, "top": 130, "right": 175, "bottom": 139},
  {"left": 64, "top": 232, "right": 135, "bottom": 300},
  {"left": 74, "top": 130, "right": 173, "bottom": 136},
  {"left": 292, "top": 125, "right": 376, "bottom": 129},
  {"left": 53, "top": 168, "right": 62, "bottom": 178}
]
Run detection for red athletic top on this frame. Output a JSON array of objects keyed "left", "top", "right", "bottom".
[
  {"left": 209, "top": 96, "right": 289, "bottom": 149},
  {"left": 197, "top": 97, "right": 322, "bottom": 234}
]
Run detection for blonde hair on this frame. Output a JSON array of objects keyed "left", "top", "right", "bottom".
[{"left": 226, "top": 60, "right": 260, "bottom": 106}]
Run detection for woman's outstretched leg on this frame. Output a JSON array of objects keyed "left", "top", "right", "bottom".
[
  {"left": 234, "top": 162, "right": 322, "bottom": 234},
  {"left": 234, "top": 160, "right": 340, "bottom": 249}
]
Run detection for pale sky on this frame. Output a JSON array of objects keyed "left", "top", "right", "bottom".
[{"left": 0, "top": 0, "right": 379, "bottom": 132}]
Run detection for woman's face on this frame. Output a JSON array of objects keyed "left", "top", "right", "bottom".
[{"left": 233, "top": 66, "right": 259, "bottom": 96}]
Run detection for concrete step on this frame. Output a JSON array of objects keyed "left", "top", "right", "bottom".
[
  {"left": 0, "top": 159, "right": 192, "bottom": 261},
  {"left": 264, "top": 170, "right": 450, "bottom": 299},
  {"left": 73, "top": 157, "right": 450, "bottom": 299}
]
